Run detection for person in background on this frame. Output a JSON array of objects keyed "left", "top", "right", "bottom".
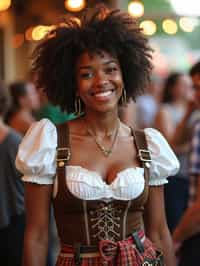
[
  {"left": 16, "top": 6, "right": 179, "bottom": 266},
  {"left": 135, "top": 75, "right": 163, "bottom": 129},
  {"left": 154, "top": 72, "right": 193, "bottom": 233},
  {"left": 5, "top": 81, "right": 40, "bottom": 135},
  {"left": 119, "top": 75, "right": 162, "bottom": 129},
  {"left": 154, "top": 72, "right": 193, "bottom": 143},
  {"left": 173, "top": 61, "right": 200, "bottom": 266},
  {"left": 0, "top": 81, "right": 25, "bottom": 266}
]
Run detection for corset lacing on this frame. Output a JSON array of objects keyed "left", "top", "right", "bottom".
[{"left": 89, "top": 202, "right": 122, "bottom": 241}]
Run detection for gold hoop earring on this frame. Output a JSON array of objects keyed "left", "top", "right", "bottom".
[
  {"left": 121, "top": 88, "right": 127, "bottom": 105},
  {"left": 74, "top": 97, "right": 82, "bottom": 116}
]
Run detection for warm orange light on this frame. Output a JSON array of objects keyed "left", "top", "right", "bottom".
[
  {"left": 128, "top": 1, "right": 144, "bottom": 18},
  {"left": 32, "top": 25, "right": 54, "bottom": 41},
  {"left": 12, "top": 33, "right": 24, "bottom": 48},
  {"left": 64, "top": 0, "right": 86, "bottom": 12},
  {"left": 0, "top": 0, "right": 11, "bottom": 12},
  {"left": 25, "top": 27, "right": 34, "bottom": 41}
]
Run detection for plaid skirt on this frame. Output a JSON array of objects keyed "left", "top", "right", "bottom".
[{"left": 55, "top": 231, "right": 161, "bottom": 266}]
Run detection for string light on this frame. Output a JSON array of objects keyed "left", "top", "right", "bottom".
[
  {"left": 128, "top": 0, "right": 144, "bottom": 18},
  {"left": 179, "top": 17, "right": 198, "bottom": 32},
  {"left": 162, "top": 19, "right": 178, "bottom": 35},
  {"left": 64, "top": 0, "right": 86, "bottom": 12},
  {"left": 32, "top": 25, "right": 55, "bottom": 41},
  {"left": 0, "top": 0, "right": 11, "bottom": 12},
  {"left": 140, "top": 20, "right": 157, "bottom": 36}
]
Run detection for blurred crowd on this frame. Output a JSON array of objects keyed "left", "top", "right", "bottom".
[
  {"left": 119, "top": 60, "right": 200, "bottom": 266},
  {"left": 1, "top": 60, "right": 200, "bottom": 266},
  {"left": 0, "top": 78, "right": 75, "bottom": 266}
]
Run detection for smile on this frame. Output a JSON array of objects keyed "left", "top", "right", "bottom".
[{"left": 91, "top": 89, "right": 114, "bottom": 101}]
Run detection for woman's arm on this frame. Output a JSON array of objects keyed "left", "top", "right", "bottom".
[
  {"left": 154, "top": 108, "right": 174, "bottom": 143},
  {"left": 154, "top": 107, "right": 189, "bottom": 154},
  {"left": 172, "top": 100, "right": 198, "bottom": 147},
  {"left": 23, "top": 183, "right": 53, "bottom": 266},
  {"left": 144, "top": 185, "right": 176, "bottom": 266},
  {"left": 173, "top": 176, "right": 200, "bottom": 243}
]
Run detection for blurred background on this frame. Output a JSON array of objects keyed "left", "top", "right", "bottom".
[{"left": 0, "top": 0, "right": 200, "bottom": 82}]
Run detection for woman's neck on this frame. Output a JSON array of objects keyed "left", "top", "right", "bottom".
[{"left": 83, "top": 111, "right": 120, "bottom": 138}]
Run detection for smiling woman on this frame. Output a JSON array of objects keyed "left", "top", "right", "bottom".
[
  {"left": 76, "top": 51, "right": 123, "bottom": 114},
  {"left": 16, "top": 5, "right": 179, "bottom": 266}
]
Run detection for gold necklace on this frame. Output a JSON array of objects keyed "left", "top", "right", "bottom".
[{"left": 85, "top": 120, "right": 120, "bottom": 157}]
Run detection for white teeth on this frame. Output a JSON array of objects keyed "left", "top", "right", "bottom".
[{"left": 94, "top": 91, "right": 112, "bottom": 97}]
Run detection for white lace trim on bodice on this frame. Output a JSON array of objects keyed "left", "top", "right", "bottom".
[{"left": 53, "top": 165, "right": 145, "bottom": 200}]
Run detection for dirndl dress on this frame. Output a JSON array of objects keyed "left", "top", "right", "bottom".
[{"left": 56, "top": 230, "right": 161, "bottom": 266}]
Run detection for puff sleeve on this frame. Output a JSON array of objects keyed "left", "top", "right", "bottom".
[
  {"left": 144, "top": 128, "right": 180, "bottom": 186},
  {"left": 15, "top": 118, "right": 57, "bottom": 184}
]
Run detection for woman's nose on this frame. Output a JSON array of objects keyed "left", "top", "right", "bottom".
[{"left": 94, "top": 71, "right": 108, "bottom": 88}]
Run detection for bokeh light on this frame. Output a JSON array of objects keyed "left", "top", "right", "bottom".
[
  {"left": 32, "top": 25, "right": 55, "bottom": 41},
  {"left": 179, "top": 17, "right": 198, "bottom": 32},
  {"left": 162, "top": 19, "right": 178, "bottom": 35},
  {"left": 64, "top": 0, "right": 86, "bottom": 12},
  {"left": 0, "top": 0, "right": 11, "bottom": 12},
  {"left": 140, "top": 20, "right": 157, "bottom": 36},
  {"left": 128, "top": 1, "right": 144, "bottom": 18}
]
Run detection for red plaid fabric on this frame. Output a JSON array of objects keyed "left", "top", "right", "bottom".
[
  {"left": 56, "top": 231, "right": 157, "bottom": 266},
  {"left": 116, "top": 235, "right": 157, "bottom": 265}
]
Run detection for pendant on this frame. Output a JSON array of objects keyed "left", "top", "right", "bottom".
[
  {"left": 103, "top": 150, "right": 112, "bottom": 157},
  {"left": 85, "top": 119, "right": 120, "bottom": 158}
]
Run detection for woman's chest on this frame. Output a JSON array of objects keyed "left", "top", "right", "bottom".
[
  {"left": 53, "top": 165, "right": 146, "bottom": 201},
  {"left": 68, "top": 135, "right": 140, "bottom": 185}
]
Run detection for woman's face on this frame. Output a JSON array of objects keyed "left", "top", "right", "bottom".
[
  {"left": 24, "top": 83, "right": 40, "bottom": 111},
  {"left": 76, "top": 50, "right": 124, "bottom": 114},
  {"left": 173, "top": 75, "right": 193, "bottom": 101}
]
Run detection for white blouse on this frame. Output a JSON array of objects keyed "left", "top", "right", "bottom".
[{"left": 16, "top": 119, "right": 180, "bottom": 200}]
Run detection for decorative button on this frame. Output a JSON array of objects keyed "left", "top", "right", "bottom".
[
  {"left": 58, "top": 161, "right": 65, "bottom": 167},
  {"left": 145, "top": 162, "right": 151, "bottom": 168}
]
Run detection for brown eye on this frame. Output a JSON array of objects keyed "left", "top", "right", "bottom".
[
  {"left": 105, "top": 67, "right": 118, "bottom": 74},
  {"left": 80, "top": 72, "right": 93, "bottom": 79}
]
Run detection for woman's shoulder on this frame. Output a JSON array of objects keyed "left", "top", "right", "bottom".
[
  {"left": 18, "top": 118, "right": 58, "bottom": 152},
  {"left": 16, "top": 118, "right": 58, "bottom": 184},
  {"left": 27, "top": 118, "right": 56, "bottom": 134},
  {"left": 143, "top": 127, "right": 180, "bottom": 181},
  {"left": 144, "top": 127, "right": 173, "bottom": 150},
  {"left": 144, "top": 127, "right": 164, "bottom": 138}
]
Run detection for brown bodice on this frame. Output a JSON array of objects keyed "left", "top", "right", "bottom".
[{"left": 53, "top": 124, "right": 151, "bottom": 246}]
